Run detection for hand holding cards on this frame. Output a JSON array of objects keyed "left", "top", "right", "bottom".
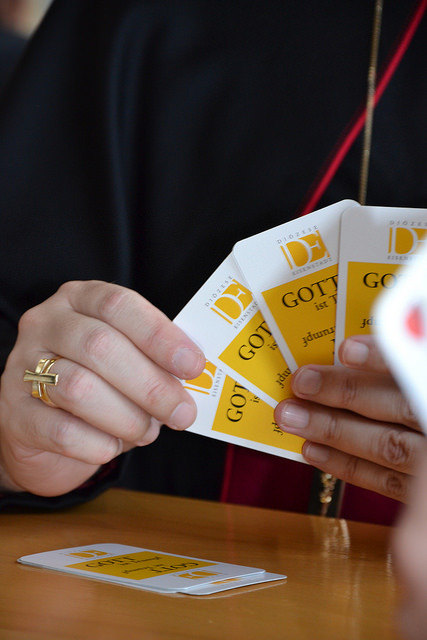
[{"left": 176, "top": 202, "right": 427, "bottom": 468}]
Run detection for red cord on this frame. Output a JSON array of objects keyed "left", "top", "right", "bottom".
[{"left": 299, "top": 0, "right": 426, "bottom": 217}]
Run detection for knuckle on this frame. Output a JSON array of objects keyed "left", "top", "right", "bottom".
[
  {"left": 396, "top": 396, "right": 420, "bottom": 429},
  {"left": 342, "top": 455, "right": 361, "bottom": 485},
  {"left": 82, "top": 326, "right": 113, "bottom": 363},
  {"left": 143, "top": 376, "right": 170, "bottom": 410},
  {"left": 57, "top": 280, "right": 81, "bottom": 299},
  {"left": 18, "top": 306, "right": 43, "bottom": 335},
  {"left": 339, "top": 374, "right": 359, "bottom": 409},
  {"left": 378, "top": 429, "right": 412, "bottom": 470},
  {"left": 97, "top": 286, "right": 132, "bottom": 323},
  {"left": 61, "top": 367, "right": 94, "bottom": 404},
  {"left": 321, "top": 412, "right": 342, "bottom": 444},
  {"left": 143, "top": 315, "right": 166, "bottom": 352},
  {"left": 52, "top": 418, "right": 78, "bottom": 451},
  {"left": 123, "top": 412, "right": 148, "bottom": 443},
  {"left": 383, "top": 470, "right": 408, "bottom": 502}
]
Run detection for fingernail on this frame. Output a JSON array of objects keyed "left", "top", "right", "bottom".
[
  {"left": 277, "top": 401, "right": 309, "bottom": 430},
  {"left": 342, "top": 339, "right": 369, "bottom": 365},
  {"left": 294, "top": 368, "right": 322, "bottom": 396},
  {"left": 303, "top": 443, "right": 330, "bottom": 463},
  {"left": 169, "top": 401, "right": 197, "bottom": 429},
  {"left": 172, "top": 347, "right": 205, "bottom": 379}
]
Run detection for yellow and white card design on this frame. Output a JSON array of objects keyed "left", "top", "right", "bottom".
[
  {"left": 174, "top": 254, "right": 293, "bottom": 407},
  {"left": 335, "top": 206, "right": 427, "bottom": 361},
  {"left": 184, "top": 571, "right": 286, "bottom": 595},
  {"left": 17, "top": 544, "right": 268, "bottom": 594},
  {"left": 183, "top": 361, "right": 304, "bottom": 462},
  {"left": 233, "top": 201, "right": 357, "bottom": 371}
]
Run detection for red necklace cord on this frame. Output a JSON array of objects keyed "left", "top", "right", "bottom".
[{"left": 298, "top": 0, "right": 426, "bottom": 218}]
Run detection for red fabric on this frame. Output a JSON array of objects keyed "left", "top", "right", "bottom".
[
  {"left": 224, "top": 447, "right": 401, "bottom": 525},
  {"left": 340, "top": 484, "right": 401, "bottom": 526},
  {"left": 225, "top": 447, "right": 314, "bottom": 514}
]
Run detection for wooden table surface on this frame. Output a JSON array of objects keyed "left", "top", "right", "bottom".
[{"left": 1, "top": 488, "right": 400, "bottom": 640}]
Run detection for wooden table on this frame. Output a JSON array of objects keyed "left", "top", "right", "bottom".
[{"left": 1, "top": 488, "right": 400, "bottom": 639}]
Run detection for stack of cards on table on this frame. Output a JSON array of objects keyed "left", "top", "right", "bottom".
[
  {"left": 18, "top": 544, "right": 286, "bottom": 595},
  {"left": 175, "top": 202, "right": 427, "bottom": 456}
]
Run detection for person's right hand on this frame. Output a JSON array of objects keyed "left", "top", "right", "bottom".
[{"left": 0, "top": 281, "right": 205, "bottom": 497}]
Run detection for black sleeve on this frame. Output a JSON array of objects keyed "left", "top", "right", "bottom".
[
  {"left": 0, "top": 457, "right": 122, "bottom": 511},
  {"left": 0, "top": 28, "right": 26, "bottom": 367}
]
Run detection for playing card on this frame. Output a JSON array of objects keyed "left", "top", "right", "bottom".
[
  {"left": 375, "top": 242, "right": 427, "bottom": 432},
  {"left": 183, "top": 571, "right": 286, "bottom": 595},
  {"left": 233, "top": 201, "right": 357, "bottom": 370},
  {"left": 335, "top": 205, "right": 427, "bottom": 362},
  {"left": 18, "top": 544, "right": 265, "bottom": 594},
  {"left": 183, "top": 360, "right": 304, "bottom": 462},
  {"left": 175, "top": 254, "right": 293, "bottom": 407}
]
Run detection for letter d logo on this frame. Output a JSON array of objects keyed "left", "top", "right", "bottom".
[
  {"left": 184, "top": 361, "right": 217, "bottom": 395},
  {"left": 388, "top": 227, "right": 427, "bottom": 255},
  {"left": 281, "top": 230, "right": 330, "bottom": 269},
  {"left": 211, "top": 280, "right": 252, "bottom": 324},
  {"left": 67, "top": 550, "right": 108, "bottom": 559}
]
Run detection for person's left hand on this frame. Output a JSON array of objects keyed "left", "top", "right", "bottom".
[{"left": 274, "top": 335, "right": 424, "bottom": 502}]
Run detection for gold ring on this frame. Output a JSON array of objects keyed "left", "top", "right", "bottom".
[{"left": 23, "top": 357, "right": 61, "bottom": 407}]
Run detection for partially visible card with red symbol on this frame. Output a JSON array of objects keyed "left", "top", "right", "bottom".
[
  {"left": 405, "top": 305, "right": 425, "bottom": 340},
  {"left": 375, "top": 244, "right": 427, "bottom": 433}
]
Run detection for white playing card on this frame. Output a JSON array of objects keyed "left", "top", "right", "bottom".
[
  {"left": 233, "top": 201, "right": 357, "bottom": 371},
  {"left": 183, "top": 571, "right": 286, "bottom": 595},
  {"left": 375, "top": 242, "right": 427, "bottom": 433},
  {"left": 175, "top": 254, "right": 293, "bottom": 407},
  {"left": 335, "top": 206, "right": 427, "bottom": 362},
  {"left": 183, "top": 360, "right": 304, "bottom": 463},
  {"left": 18, "top": 544, "right": 265, "bottom": 594}
]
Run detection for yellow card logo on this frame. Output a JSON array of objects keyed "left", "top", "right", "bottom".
[
  {"left": 66, "top": 550, "right": 109, "bottom": 559},
  {"left": 178, "top": 570, "right": 221, "bottom": 580},
  {"left": 281, "top": 230, "right": 330, "bottom": 269},
  {"left": 388, "top": 226, "right": 427, "bottom": 255},
  {"left": 210, "top": 280, "right": 253, "bottom": 324},
  {"left": 184, "top": 361, "right": 217, "bottom": 395}
]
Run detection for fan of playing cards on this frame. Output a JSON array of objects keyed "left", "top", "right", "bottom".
[{"left": 174, "top": 201, "right": 427, "bottom": 461}]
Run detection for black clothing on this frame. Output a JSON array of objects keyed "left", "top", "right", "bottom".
[
  {"left": 0, "top": 1, "right": 425, "bottom": 509},
  {"left": 0, "top": 27, "right": 26, "bottom": 92}
]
